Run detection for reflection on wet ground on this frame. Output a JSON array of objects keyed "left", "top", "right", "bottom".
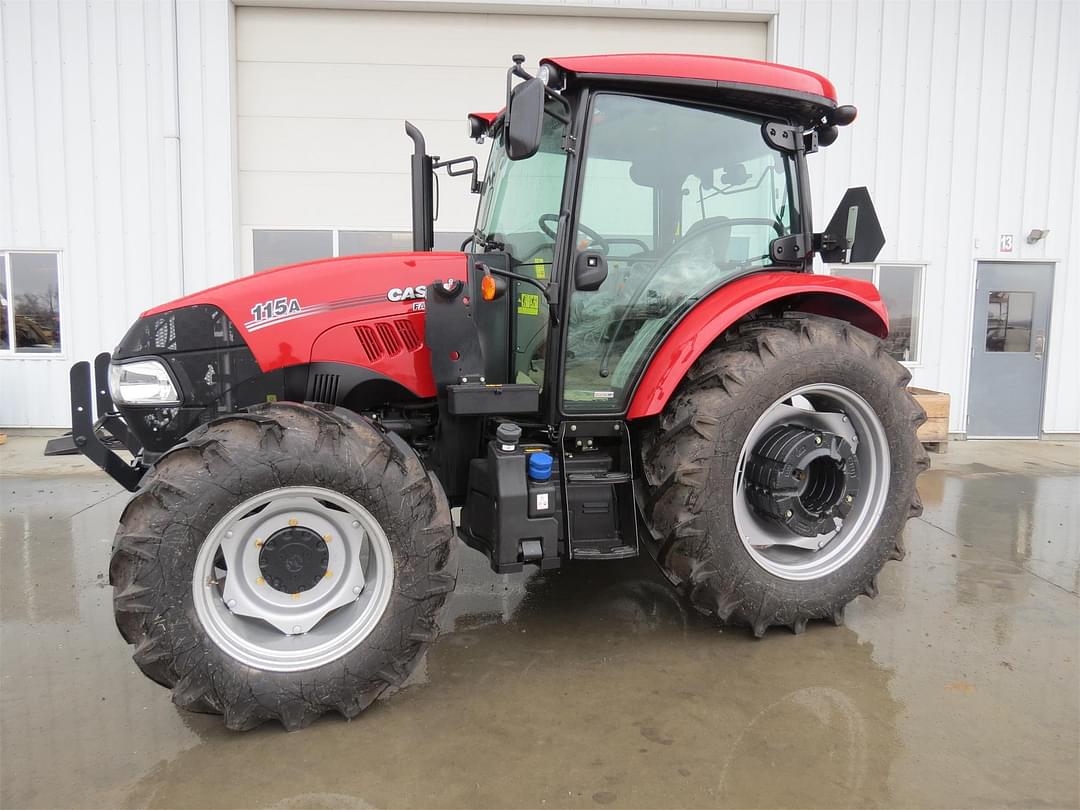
[{"left": 1, "top": 441, "right": 1077, "bottom": 808}]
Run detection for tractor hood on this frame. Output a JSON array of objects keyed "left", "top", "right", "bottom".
[{"left": 139, "top": 251, "right": 467, "bottom": 384}]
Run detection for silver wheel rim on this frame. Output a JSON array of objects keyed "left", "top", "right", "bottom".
[
  {"left": 732, "top": 384, "right": 891, "bottom": 581},
  {"left": 192, "top": 486, "right": 395, "bottom": 672}
]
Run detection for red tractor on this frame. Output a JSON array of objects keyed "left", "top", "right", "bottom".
[{"left": 51, "top": 53, "right": 927, "bottom": 731}]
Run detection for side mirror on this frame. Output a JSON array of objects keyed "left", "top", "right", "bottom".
[
  {"left": 574, "top": 251, "right": 608, "bottom": 291},
  {"left": 506, "top": 78, "right": 545, "bottom": 160},
  {"left": 816, "top": 186, "right": 885, "bottom": 264}
]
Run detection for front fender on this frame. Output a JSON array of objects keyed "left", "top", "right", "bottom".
[{"left": 625, "top": 272, "right": 889, "bottom": 419}]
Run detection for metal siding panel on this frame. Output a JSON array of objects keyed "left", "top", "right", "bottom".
[
  {"left": 914, "top": 0, "right": 961, "bottom": 398},
  {"left": 993, "top": 0, "right": 1038, "bottom": 255},
  {"left": 1041, "top": 0, "right": 1080, "bottom": 432},
  {"left": 894, "top": 0, "right": 932, "bottom": 262},
  {"left": 28, "top": 0, "right": 66, "bottom": 249},
  {"left": 0, "top": 0, "right": 216, "bottom": 426},
  {"left": 2, "top": 0, "right": 41, "bottom": 244},
  {"left": 779, "top": 0, "right": 1077, "bottom": 433},
  {"left": 198, "top": 0, "right": 239, "bottom": 290}
]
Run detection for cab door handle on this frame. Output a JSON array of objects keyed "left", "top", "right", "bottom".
[{"left": 1034, "top": 332, "right": 1045, "bottom": 360}]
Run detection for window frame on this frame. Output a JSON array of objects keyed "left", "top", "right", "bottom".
[
  {"left": 0, "top": 248, "right": 66, "bottom": 360},
  {"left": 825, "top": 261, "right": 926, "bottom": 367},
  {"left": 246, "top": 226, "right": 471, "bottom": 274}
]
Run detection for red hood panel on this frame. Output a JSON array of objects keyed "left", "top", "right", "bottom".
[{"left": 145, "top": 252, "right": 467, "bottom": 391}]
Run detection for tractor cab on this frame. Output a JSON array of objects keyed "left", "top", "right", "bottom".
[{"left": 409, "top": 54, "right": 882, "bottom": 572}]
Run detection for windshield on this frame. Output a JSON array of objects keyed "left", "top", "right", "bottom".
[
  {"left": 474, "top": 108, "right": 569, "bottom": 388},
  {"left": 474, "top": 110, "right": 569, "bottom": 271}
]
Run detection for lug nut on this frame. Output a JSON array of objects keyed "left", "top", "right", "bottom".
[
  {"left": 785, "top": 510, "right": 793, "bottom": 518},
  {"left": 352, "top": 521, "right": 361, "bottom": 528},
  {"left": 255, "top": 539, "right": 263, "bottom": 547},
  {"left": 292, "top": 625, "right": 302, "bottom": 634},
  {"left": 323, "top": 534, "right": 332, "bottom": 543},
  {"left": 289, "top": 518, "right": 299, "bottom": 526},
  {"left": 256, "top": 577, "right": 265, "bottom": 585},
  {"left": 352, "top": 585, "right": 362, "bottom": 595},
  {"left": 292, "top": 593, "right": 300, "bottom": 600},
  {"left": 814, "top": 435, "right": 822, "bottom": 445},
  {"left": 226, "top": 599, "right": 236, "bottom": 609},
  {"left": 845, "top": 495, "right": 854, "bottom": 503},
  {"left": 324, "top": 570, "right": 333, "bottom": 578}
]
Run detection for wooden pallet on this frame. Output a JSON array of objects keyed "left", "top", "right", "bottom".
[{"left": 909, "top": 387, "right": 949, "bottom": 453}]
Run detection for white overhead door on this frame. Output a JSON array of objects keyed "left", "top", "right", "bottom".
[{"left": 236, "top": 7, "right": 768, "bottom": 272}]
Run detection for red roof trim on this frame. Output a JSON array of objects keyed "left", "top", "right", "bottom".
[
  {"left": 468, "top": 111, "right": 500, "bottom": 125},
  {"left": 541, "top": 53, "right": 836, "bottom": 104}
]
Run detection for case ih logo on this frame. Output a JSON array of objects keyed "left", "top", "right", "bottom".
[{"left": 386, "top": 285, "right": 426, "bottom": 302}]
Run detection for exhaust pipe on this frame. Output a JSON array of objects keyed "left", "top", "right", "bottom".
[{"left": 405, "top": 121, "right": 434, "bottom": 252}]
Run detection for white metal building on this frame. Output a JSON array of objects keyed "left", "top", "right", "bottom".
[{"left": 1, "top": 0, "right": 1077, "bottom": 437}]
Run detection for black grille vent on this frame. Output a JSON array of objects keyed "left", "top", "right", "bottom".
[{"left": 310, "top": 373, "right": 340, "bottom": 404}]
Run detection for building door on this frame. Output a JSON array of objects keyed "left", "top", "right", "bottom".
[
  {"left": 234, "top": 6, "right": 767, "bottom": 273},
  {"left": 967, "top": 262, "right": 1054, "bottom": 438}
]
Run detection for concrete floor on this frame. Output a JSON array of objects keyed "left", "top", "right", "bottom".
[{"left": 1, "top": 438, "right": 1077, "bottom": 809}]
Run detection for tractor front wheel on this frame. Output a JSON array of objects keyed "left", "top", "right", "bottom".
[
  {"left": 641, "top": 314, "right": 928, "bottom": 636},
  {"left": 109, "top": 403, "right": 456, "bottom": 730}
]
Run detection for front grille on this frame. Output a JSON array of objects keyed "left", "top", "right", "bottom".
[
  {"left": 354, "top": 318, "right": 422, "bottom": 363},
  {"left": 116, "top": 305, "right": 244, "bottom": 358}
]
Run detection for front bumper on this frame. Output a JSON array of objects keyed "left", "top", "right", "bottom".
[{"left": 44, "top": 353, "right": 147, "bottom": 491}]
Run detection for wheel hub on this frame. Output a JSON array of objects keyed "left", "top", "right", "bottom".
[
  {"left": 258, "top": 526, "right": 329, "bottom": 594},
  {"left": 744, "top": 424, "right": 859, "bottom": 537}
]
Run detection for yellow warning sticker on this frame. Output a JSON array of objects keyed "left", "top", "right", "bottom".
[
  {"left": 517, "top": 292, "right": 540, "bottom": 316},
  {"left": 532, "top": 256, "right": 547, "bottom": 280}
]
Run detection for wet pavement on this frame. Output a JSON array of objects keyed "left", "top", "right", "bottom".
[{"left": 1, "top": 439, "right": 1077, "bottom": 809}]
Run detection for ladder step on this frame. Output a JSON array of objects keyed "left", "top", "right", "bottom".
[
  {"left": 566, "top": 472, "right": 632, "bottom": 485},
  {"left": 572, "top": 543, "right": 638, "bottom": 560}
]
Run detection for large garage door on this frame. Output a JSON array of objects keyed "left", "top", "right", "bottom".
[{"left": 236, "top": 7, "right": 767, "bottom": 272}]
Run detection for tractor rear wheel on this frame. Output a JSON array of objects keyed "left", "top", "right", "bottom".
[
  {"left": 109, "top": 403, "right": 456, "bottom": 730},
  {"left": 641, "top": 314, "right": 928, "bottom": 636}
]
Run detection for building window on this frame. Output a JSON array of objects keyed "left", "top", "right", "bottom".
[
  {"left": 0, "top": 251, "right": 62, "bottom": 354},
  {"left": 252, "top": 229, "right": 472, "bottom": 273},
  {"left": 828, "top": 263, "right": 924, "bottom": 363}
]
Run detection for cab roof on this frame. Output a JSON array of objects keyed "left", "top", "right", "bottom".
[{"left": 541, "top": 53, "right": 837, "bottom": 117}]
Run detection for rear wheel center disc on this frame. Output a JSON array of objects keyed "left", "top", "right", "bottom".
[
  {"left": 745, "top": 424, "right": 859, "bottom": 537},
  {"left": 733, "top": 384, "right": 890, "bottom": 581}
]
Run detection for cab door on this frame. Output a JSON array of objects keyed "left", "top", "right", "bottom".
[{"left": 560, "top": 93, "right": 803, "bottom": 415}]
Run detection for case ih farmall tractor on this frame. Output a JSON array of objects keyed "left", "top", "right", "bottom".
[{"left": 52, "top": 54, "right": 926, "bottom": 730}]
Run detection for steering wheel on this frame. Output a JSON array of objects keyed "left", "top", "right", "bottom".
[
  {"left": 538, "top": 214, "right": 610, "bottom": 254},
  {"left": 594, "top": 217, "right": 784, "bottom": 378}
]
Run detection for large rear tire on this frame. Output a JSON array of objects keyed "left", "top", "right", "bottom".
[
  {"left": 109, "top": 403, "right": 456, "bottom": 730},
  {"left": 641, "top": 314, "right": 928, "bottom": 636}
]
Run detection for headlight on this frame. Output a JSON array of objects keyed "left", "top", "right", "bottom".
[{"left": 108, "top": 359, "right": 181, "bottom": 406}]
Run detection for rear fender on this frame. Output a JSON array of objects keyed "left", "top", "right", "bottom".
[{"left": 625, "top": 272, "right": 889, "bottom": 420}]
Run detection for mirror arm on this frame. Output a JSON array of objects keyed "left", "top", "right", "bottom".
[
  {"left": 477, "top": 262, "right": 561, "bottom": 325},
  {"left": 433, "top": 155, "right": 482, "bottom": 194}
]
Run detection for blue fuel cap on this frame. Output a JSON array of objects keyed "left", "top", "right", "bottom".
[{"left": 527, "top": 452, "right": 553, "bottom": 482}]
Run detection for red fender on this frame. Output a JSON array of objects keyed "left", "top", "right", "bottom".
[{"left": 625, "top": 272, "right": 889, "bottom": 420}]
